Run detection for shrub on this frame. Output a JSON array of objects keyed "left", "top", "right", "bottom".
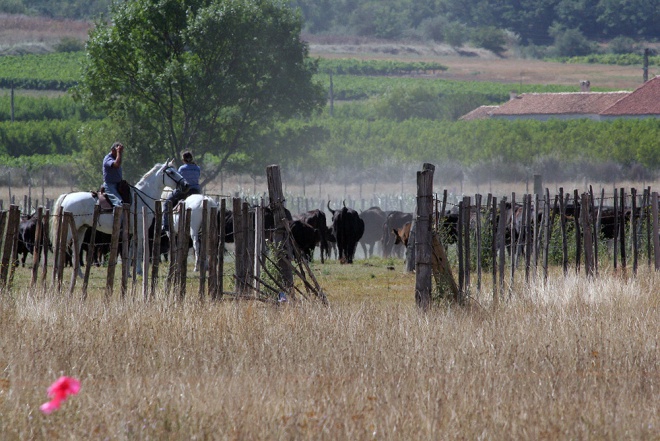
[
  {"left": 54, "top": 37, "right": 85, "bottom": 53},
  {"left": 550, "top": 27, "right": 597, "bottom": 57},
  {"left": 419, "top": 16, "right": 449, "bottom": 43},
  {"left": 444, "top": 22, "right": 468, "bottom": 48},
  {"left": 471, "top": 26, "right": 507, "bottom": 55},
  {"left": 607, "top": 36, "right": 637, "bottom": 54}
]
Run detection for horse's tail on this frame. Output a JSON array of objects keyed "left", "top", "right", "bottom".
[{"left": 50, "top": 193, "right": 67, "bottom": 246}]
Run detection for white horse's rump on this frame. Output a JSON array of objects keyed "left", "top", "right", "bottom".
[
  {"left": 171, "top": 194, "right": 218, "bottom": 272},
  {"left": 52, "top": 161, "right": 188, "bottom": 276}
]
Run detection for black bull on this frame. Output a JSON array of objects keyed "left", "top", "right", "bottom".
[{"left": 328, "top": 201, "right": 364, "bottom": 264}]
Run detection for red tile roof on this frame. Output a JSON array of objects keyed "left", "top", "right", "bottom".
[
  {"left": 458, "top": 105, "right": 498, "bottom": 121},
  {"left": 600, "top": 76, "right": 660, "bottom": 115},
  {"left": 490, "top": 92, "right": 629, "bottom": 116}
]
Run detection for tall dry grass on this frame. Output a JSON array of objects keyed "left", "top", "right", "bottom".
[{"left": 1, "top": 260, "right": 659, "bottom": 440}]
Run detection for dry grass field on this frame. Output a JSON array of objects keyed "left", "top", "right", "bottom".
[{"left": 1, "top": 258, "right": 659, "bottom": 440}]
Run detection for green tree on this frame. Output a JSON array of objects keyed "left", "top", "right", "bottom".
[{"left": 74, "top": 0, "right": 326, "bottom": 185}]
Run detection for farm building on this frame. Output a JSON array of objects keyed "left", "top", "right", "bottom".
[{"left": 460, "top": 76, "right": 660, "bottom": 121}]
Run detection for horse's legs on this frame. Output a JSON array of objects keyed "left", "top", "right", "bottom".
[
  {"left": 192, "top": 234, "right": 201, "bottom": 272},
  {"left": 75, "top": 226, "right": 88, "bottom": 278}
]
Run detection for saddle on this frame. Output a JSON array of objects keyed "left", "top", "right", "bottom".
[{"left": 93, "top": 180, "right": 132, "bottom": 212}]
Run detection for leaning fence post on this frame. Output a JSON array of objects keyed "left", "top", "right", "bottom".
[
  {"left": 266, "top": 165, "right": 294, "bottom": 296},
  {"left": 0, "top": 205, "right": 20, "bottom": 292}
]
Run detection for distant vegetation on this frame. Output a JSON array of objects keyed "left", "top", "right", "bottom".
[
  {"left": 0, "top": 52, "right": 82, "bottom": 90},
  {"left": 0, "top": 0, "right": 656, "bottom": 58},
  {"left": 1, "top": 50, "right": 657, "bottom": 188}
]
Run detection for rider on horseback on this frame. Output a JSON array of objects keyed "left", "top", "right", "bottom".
[
  {"left": 162, "top": 150, "right": 201, "bottom": 232},
  {"left": 102, "top": 142, "right": 125, "bottom": 207}
]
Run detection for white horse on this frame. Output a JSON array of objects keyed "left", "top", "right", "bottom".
[
  {"left": 171, "top": 194, "right": 219, "bottom": 272},
  {"left": 52, "top": 161, "right": 188, "bottom": 276}
]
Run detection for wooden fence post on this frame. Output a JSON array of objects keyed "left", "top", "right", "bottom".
[
  {"left": 652, "top": 192, "right": 660, "bottom": 271},
  {"left": 178, "top": 206, "right": 190, "bottom": 301},
  {"left": 457, "top": 199, "right": 464, "bottom": 294},
  {"left": 574, "top": 190, "right": 581, "bottom": 275},
  {"left": 105, "top": 206, "right": 123, "bottom": 299},
  {"left": 463, "top": 196, "right": 471, "bottom": 294},
  {"left": 558, "top": 189, "right": 568, "bottom": 276},
  {"left": 121, "top": 204, "right": 130, "bottom": 298},
  {"left": 543, "top": 189, "right": 551, "bottom": 282},
  {"left": 0, "top": 205, "right": 20, "bottom": 292},
  {"left": 132, "top": 199, "right": 138, "bottom": 287},
  {"left": 165, "top": 200, "right": 177, "bottom": 294},
  {"left": 208, "top": 205, "right": 218, "bottom": 300},
  {"left": 266, "top": 165, "right": 294, "bottom": 295},
  {"left": 581, "top": 193, "right": 594, "bottom": 278},
  {"left": 497, "top": 199, "right": 507, "bottom": 301},
  {"left": 217, "top": 199, "right": 226, "bottom": 300},
  {"left": 613, "top": 188, "right": 618, "bottom": 270},
  {"left": 150, "top": 200, "right": 162, "bottom": 299},
  {"left": 631, "top": 188, "right": 638, "bottom": 276},
  {"left": 415, "top": 164, "right": 434, "bottom": 309},
  {"left": 56, "top": 207, "right": 68, "bottom": 291},
  {"left": 620, "top": 188, "right": 627, "bottom": 270},
  {"left": 475, "top": 193, "right": 482, "bottom": 293},
  {"left": 30, "top": 207, "right": 43, "bottom": 288},
  {"left": 198, "top": 199, "right": 208, "bottom": 301},
  {"left": 66, "top": 213, "right": 80, "bottom": 296},
  {"left": 82, "top": 204, "right": 100, "bottom": 300},
  {"left": 242, "top": 201, "right": 253, "bottom": 294},
  {"left": 40, "top": 208, "right": 49, "bottom": 288},
  {"left": 142, "top": 207, "right": 150, "bottom": 301},
  {"left": 491, "top": 196, "right": 498, "bottom": 306},
  {"left": 233, "top": 198, "right": 245, "bottom": 293}
]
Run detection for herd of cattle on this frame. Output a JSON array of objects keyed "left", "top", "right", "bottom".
[{"left": 14, "top": 197, "right": 640, "bottom": 269}]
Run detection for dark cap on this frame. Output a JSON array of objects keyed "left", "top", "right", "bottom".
[{"left": 182, "top": 151, "right": 193, "bottom": 163}]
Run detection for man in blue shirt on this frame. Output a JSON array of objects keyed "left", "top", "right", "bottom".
[
  {"left": 162, "top": 150, "right": 201, "bottom": 231},
  {"left": 102, "top": 142, "right": 124, "bottom": 207}
]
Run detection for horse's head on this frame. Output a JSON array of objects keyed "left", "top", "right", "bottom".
[{"left": 160, "top": 160, "right": 190, "bottom": 193}]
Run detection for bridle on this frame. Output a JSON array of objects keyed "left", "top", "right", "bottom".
[
  {"left": 127, "top": 165, "right": 189, "bottom": 214},
  {"left": 162, "top": 166, "right": 188, "bottom": 192}
]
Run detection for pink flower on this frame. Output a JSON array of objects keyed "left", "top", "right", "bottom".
[{"left": 40, "top": 376, "right": 80, "bottom": 414}]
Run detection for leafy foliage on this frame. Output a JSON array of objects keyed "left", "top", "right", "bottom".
[{"left": 74, "top": 0, "right": 326, "bottom": 184}]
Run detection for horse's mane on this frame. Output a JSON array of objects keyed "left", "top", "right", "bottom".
[{"left": 135, "top": 163, "right": 165, "bottom": 187}]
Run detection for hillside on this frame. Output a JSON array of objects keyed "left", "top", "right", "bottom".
[
  {"left": 307, "top": 38, "right": 651, "bottom": 90},
  {"left": 0, "top": 14, "right": 652, "bottom": 91}
]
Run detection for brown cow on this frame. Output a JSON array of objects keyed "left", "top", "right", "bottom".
[{"left": 392, "top": 221, "right": 412, "bottom": 248}]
